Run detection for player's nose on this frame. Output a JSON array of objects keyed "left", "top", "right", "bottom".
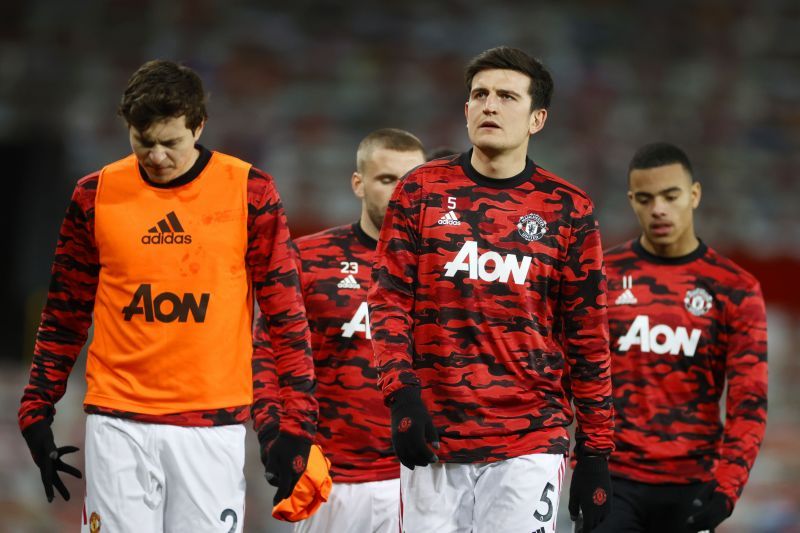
[
  {"left": 651, "top": 197, "right": 669, "bottom": 216},
  {"left": 148, "top": 148, "right": 166, "bottom": 164},
  {"left": 483, "top": 94, "right": 499, "bottom": 112}
]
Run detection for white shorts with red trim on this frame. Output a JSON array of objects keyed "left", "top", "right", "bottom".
[
  {"left": 400, "top": 453, "right": 566, "bottom": 533},
  {"left": 81, "top": 414, "right": 246, "bottom": 533}
]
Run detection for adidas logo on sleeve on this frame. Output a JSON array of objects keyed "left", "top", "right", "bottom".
[{"left": 141, "top": 211, "right": 192, "bottom": 244}]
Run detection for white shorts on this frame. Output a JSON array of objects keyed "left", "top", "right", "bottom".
[
  {"left": 81, "top": 414, "right": 246, "bottom": 533},
  {"left": 294, "top": 477, "right": 400, "bottom": 533},
  {"left": 400, "top": 453, "right": 566, "bottom": 533}
]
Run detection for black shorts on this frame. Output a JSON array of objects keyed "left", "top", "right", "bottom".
[{"left": 588, "top": 476, "right": 714, "bottom": 533}]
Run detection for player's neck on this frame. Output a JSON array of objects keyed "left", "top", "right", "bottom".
[
  {"left": 640, "top": 232, "right": 700, "bottom": 258},
  {"left": 470, "top": 145, "right": 528, "bottom": 179},
  {"left": 359, "top": 211, "right": 380, "bottom": 240},
  {"left": 145, "top": 147, "right": 201, "bottom": 185}
]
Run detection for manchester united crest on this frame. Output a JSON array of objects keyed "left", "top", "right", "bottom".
[
  {"left": 517, "top": 213, "right": 547, "bottom": 242},
  {"left": 292, "top": 455, "right": 306, "bottom": 473},
  {"left": 89, "top": 512, "right": 101, "bottom": 533},
  {"left": 684, "top": 287, "right": 713, "bottom": 316}
]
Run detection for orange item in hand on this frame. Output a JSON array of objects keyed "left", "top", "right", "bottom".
[{"left": 272, "top": 445, "right": 332, "bottom": 522}]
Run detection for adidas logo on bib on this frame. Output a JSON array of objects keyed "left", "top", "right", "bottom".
[{"left": 141, "top": 211, "right": 192, "bottom": 245}]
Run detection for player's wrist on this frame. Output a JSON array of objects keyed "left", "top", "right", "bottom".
[
  {"left": 21, "top": 419, "right": 56, "bottom": 460},
  {"left": 21, "top": 417, "right": 53, "bottom": 437},
  {"left": 273, "top": 431, "right": 313, "bottom": 448},
  {"left": 388, "top": 386, "right": 422, "bottom": 408},
  {"left": 257, "top": 425, "right": 280, "bottom": 451},
  {"left": 573, "top": 441, "right": 611, "bottom": 460},
  {"left": 706, "top": 480, "right": 735, "bottom": 513},
  {"left": 713, "top": 489, "right": 734, "bottom": 514},
  {"left": 575, "top": 456, "right": 610, "bottom": 478}
]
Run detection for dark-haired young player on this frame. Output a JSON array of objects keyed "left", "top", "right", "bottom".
[
  {"left": 598, "top": 142, "right": 768, "bottom": 532},
  {"left": 19, "top": 60, "right": 316, "bottom": 532},
  {"left": 368, "top": 46, "right": 614, "bottom": 532}
]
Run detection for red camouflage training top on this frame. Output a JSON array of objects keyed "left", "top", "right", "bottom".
[
  {"left": 369, "top": 152, "right": 614, "bottom": 463},
  {"left": 605, "top": 239, "right": 768, "bottom": 504},
  {"left": 255, "top": 223, "right": 398, "bottom": 483}
]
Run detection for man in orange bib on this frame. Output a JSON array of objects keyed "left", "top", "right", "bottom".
[{"left": 18, "top": 60, "right": 317, "bottom": 532}]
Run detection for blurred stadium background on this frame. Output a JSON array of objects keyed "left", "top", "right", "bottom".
[{"left": 1, "top": 1, "right": 798, "bottom": 531}]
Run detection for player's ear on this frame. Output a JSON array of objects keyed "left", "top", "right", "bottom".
[
  {"left": 691, "top": 181, "right": 701, "bottom": 209},
  {"left": 192, "top": 120, "right": 205, "bottom": 141},
  {"left": 351, "top": 172, "right": 365, "bottom": 199},
  {"left": 627, "top": 189, "right": 638, "bottom": 212},
  {"left": 529, "top": 108, "right": 547, "bottom": 135}
]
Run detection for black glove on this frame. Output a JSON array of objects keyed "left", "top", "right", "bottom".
[
  {"left": 686, "top": 483, "right": 732, "bottom": 531},
  {"left": 263, "top": 432, "right": 312, "bottom": 505},
  {"left": 569, "top": 455, "right": 612, "bottom": 532},
  {"left": 257, "top": 424, "right": 280, "bottom": 468},
  {"left": 389, "top": 387, "right": 439, "bottom": 470},
  {"left": 21, "top": 419, "right": 82, "bottom": 502}
]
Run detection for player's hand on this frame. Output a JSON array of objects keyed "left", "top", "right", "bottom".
[
  {"left": 257, "top": 424, "right": 280, "bottom": 469},
  {"left": 568, "top": 455, "right": 611, "bottom": 532},
  {"left": 686, "top": 483, "right": 732, "bottom": 531},
  {"left": 21, "top": 419, "right": 82, "bottom": 502},
  {"left": 264, "top": 432, "right": 312, "bottom": 505},
  {"left": 389, "top": 387, "right": 439, "bottom": 470}
]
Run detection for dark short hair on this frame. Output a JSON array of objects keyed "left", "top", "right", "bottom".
[
  {"left": 629, "top": 142, "right": 694, "bottom": 180},
  {"left": 356, "top": 128, "right": 425, "bottom": 173},
  {"left": 464, "top": 46, "right": 553, "bottom": 110},
  {"left": 119, "top": 60, "right": 208, "bottom": 132}
]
